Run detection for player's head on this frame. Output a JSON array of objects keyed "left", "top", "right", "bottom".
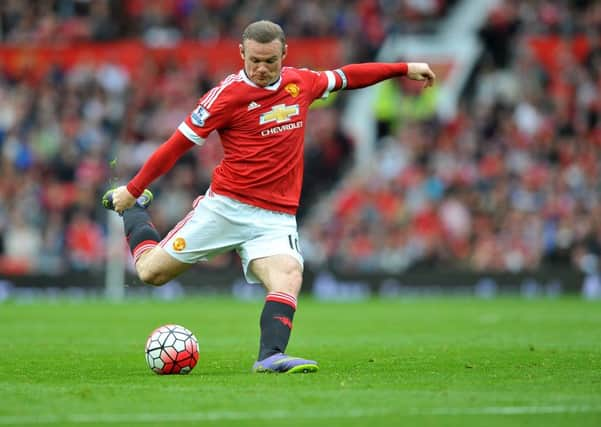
[{"left": 240, "top": 20, "right": 287, "bottom": 87}]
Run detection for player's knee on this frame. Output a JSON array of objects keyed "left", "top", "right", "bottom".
[
  {"left": 276, "top": 261, "right": 303, "bottom": 295},
  {"left": 138, "top": 270, "right": 166, "bottom": 286},
  {"left": 136, "top": 262, "right": 168, "bottom": 286},
  {"left": 135, "top": 248, "right": 190, "bottom": 286},
  {"left": 251, "top": 255, "right": 304, "bottom": 295},
  {"left": 288, "top": 268, "right": 303, "bottom": 291}
]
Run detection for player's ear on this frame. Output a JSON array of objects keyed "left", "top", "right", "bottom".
[
  {"left": 239, "top": 43, "right": 245, "bottom": 61},
  {"left": 282, "top": 44, "right": 288, "bottom": 61}
]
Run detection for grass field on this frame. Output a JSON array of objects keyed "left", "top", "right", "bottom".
[{"left": 1, "top": 296, "right": 600, "bottom": 426}]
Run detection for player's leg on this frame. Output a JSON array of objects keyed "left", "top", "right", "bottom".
[
  {"left": 250, "top": 253, "right": 303, "bottom": 296},
  {"left": 249, "top": 254, "right": 318, "bottom": 373},
  {"left": 240, "top": 223, "right": 318, "bottom": 374},
  {"left": 148, "top": 191, "right": 249, "bottom": 285},
  {"left": 135, "top": 246, "right": 192, "bottom": 286},
  {"left": 102, "top": 188, "right": 191, "bottom": 286},
  {"left": 251, "top": 254, "right": 302, "bottom": 360}
]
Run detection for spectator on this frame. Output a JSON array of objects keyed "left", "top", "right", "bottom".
[{"left": 1, "top": 0, "right": 599, "bottom": 279}]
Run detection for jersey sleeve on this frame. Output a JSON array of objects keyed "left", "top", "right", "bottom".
[
  {"left": 176, "top": 80, "right": 233, "bottom": 145},
  {"left": 300, "top": 68, "right": 347, "bottom": 102},
  {"left": 126, "top": 130, "right": 195, "bottom": 197},
  {"left": 301, "top": 63, "right": 409, "bottom": 101}
]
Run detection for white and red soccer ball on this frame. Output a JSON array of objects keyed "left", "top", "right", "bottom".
[{"left": 145, "top": 324, "right": 199, "bottom": 374}]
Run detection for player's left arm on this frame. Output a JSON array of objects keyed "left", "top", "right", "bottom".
[
  {"left": 346, "top": 62, "right": 435, "bottom": 88},
  {"left": 316, "top": 62, "right": 435, "bottom": 98}
]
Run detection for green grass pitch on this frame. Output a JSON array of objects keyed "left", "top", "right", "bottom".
[{"left": 1, "top": 296, "right": 600, "bottom": 426}]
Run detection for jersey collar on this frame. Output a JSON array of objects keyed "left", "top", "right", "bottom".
[{"left": 239, "top": 69, "right": 282, "bottom": 91}]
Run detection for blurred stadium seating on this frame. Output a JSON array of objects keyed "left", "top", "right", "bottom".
[
  {"left": 0, "top": 0, "right": 599, "bottom": 295},
  {"left": 302, "top": 0, "right": 601, "bottom": 276}
]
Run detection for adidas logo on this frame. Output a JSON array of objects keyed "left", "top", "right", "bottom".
[{"left": 247, "top": 101, "right": 261, "bottom": 111}]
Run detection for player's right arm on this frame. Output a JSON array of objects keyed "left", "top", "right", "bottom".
[
  {"left": 125, "top": 131, "right": 195, "bottom": 198},
  {"left": 113, "top": 77, "right": 233, "bottom": 211},
  {"left": 110, "top": 131, "right": 195, "bottom": 212}
]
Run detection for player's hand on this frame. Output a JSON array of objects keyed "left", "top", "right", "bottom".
[
  {"left": 407, "top": 63, "right": 436, "bottom": 88},
  {"left": 111, "top": 185, "right": 137, "bottom": 214}
]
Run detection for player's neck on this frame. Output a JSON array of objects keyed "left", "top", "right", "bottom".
[{"left": 243, "top": 70, "right": 281, "bottom": 88}]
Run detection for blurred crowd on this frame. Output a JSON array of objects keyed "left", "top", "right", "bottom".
[
  {"left": 1, "top": 0, "right": 453, "bottom": 40},
  {"left": 0, "top": 0, "right": 453, "bottom": 275},
  {"left": 1, "top": 0, "right": 453, "bottom": 62},
  {"left": 301, "top": 0, "right": 601, "bottom": 274},
  {"left": 1, "top": 0, "right": 600, "bottom": 277},
  {"left": 0, "top": 40, "right": 358, "bottom": 274}
]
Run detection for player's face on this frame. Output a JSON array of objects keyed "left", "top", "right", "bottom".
[{"left": 240, "top": 39, "right": 287, "bottom": 87}]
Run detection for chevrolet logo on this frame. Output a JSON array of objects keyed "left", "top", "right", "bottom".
[{"left": 259, "top": 104, "right": 299, "bottom": 125}]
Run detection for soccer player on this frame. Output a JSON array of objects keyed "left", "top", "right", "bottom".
[{"left": 103, "top": 20, "right": 435, "bottom": 373}]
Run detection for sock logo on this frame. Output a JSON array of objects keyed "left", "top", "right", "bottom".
[{"left": 274, "top": 315, "right": 293, "bottom": 329}]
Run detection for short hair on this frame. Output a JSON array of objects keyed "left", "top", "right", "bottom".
[{"left": 242, "top": 20, "right": 286, "bottom": 48}]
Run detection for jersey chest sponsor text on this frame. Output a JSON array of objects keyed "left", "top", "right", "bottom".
[
  {"left": 261, "top": 121, "right": 304, "bottom": 136},
  {"left": 258, "top": 103, "right": 303, "bottom": 136}
]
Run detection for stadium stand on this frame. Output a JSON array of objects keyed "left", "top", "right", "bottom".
[
  {"left": 0, "top": 0, "right": 598, "bottom": 286},
  {"left": 300, "top": 0, "right": 601, "bottom": 275}
]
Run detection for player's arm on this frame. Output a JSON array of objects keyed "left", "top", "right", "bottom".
[
  {"left": 341, "top": 62, "right": 435, "bottom": 89},
  {"left": 110, "top": 131, "right": 195, "bottom": 212},
  {"left": 127, "top": 131, "right": 195, "bottom": 197},
  {"left": 113, "top": 81, "right": 230, "bottom": 212},
  {"left": 313, "top": 62, "right": 435, "bottom": 100},
  {"left": 319, "top": 62, "right": 435, "bottom": 96}
]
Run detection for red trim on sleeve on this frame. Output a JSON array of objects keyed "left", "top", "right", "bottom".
[
  {"left": 340, "top": 62, "right": 408, "bottom": 90},
  {"left": 127, "top": 130, "right": 195, "bottom": 197}
]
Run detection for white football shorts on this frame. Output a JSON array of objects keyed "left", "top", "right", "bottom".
[{"left": 159, "top": 188, "right": 303, "bottom": 284}]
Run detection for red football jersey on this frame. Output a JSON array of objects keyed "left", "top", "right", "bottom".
[{"left": 177, "top": 67, "right": 343, "bottom": 215}]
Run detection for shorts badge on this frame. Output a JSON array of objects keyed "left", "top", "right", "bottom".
[{"left": 173, "top": 237, "right": 186, "bottom": 251}]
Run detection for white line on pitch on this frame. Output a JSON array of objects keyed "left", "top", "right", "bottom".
[{"left": 0, "top": 405, "right": 600, "bottom": 425}]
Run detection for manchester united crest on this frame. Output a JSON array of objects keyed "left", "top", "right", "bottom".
[
  {"left": 284, "top": 83, "right": 300, "bottom": 97},
  {"left": 172, "top": 237, "right": 186, "bottom": 251}
]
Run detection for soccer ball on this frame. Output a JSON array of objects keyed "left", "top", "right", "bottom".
[{"left": 145, "top": 324, "right": 200, "bottom": 375}]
